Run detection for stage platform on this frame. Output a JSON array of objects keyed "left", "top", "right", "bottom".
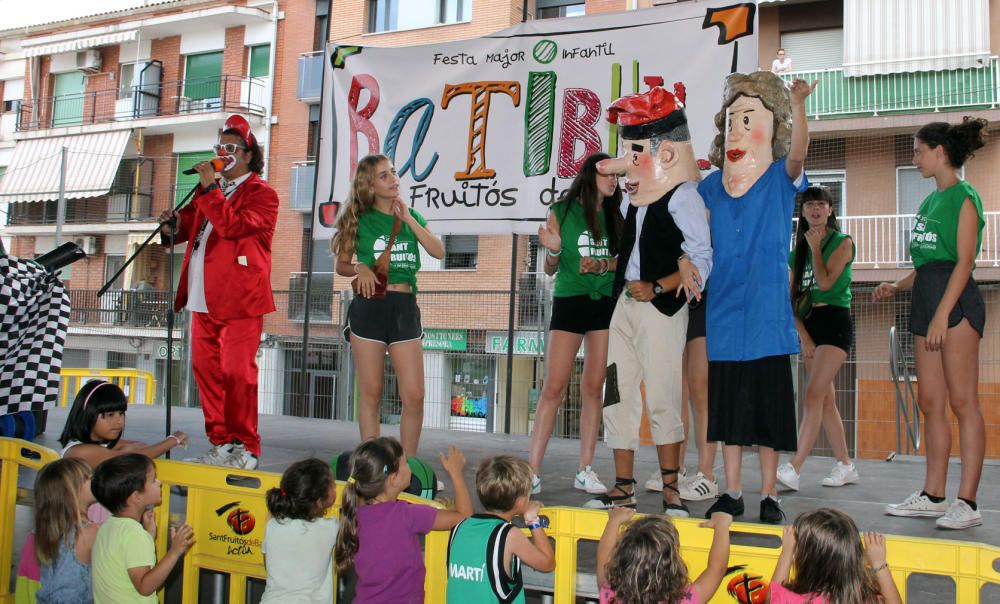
[{"left": 9, "top": 404, "right": 1000, "bottom": 602}]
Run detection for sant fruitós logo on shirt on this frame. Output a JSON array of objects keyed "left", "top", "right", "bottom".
[{"left": 373, "top": 235, "right": 419, "bottom": 270}]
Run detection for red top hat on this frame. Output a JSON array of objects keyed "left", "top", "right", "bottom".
[{"left": 224, "top": 114, "right": 256, "bottom": 148}]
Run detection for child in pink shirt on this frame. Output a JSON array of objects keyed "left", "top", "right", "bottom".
[{"left": 771, "top": 508, "right": 902, "bottom": 603}]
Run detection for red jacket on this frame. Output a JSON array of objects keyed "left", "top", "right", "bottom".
[{"left": 169, "top": 173, "right": 279, "bottom": 320}]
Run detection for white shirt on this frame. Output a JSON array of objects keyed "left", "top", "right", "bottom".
[
  {"left": 260, "top": 517, "right": 339, "bottom": 604},
  {"left": 771, "top": 57, "right": 792, "bottom": 72},
  {"left": 186, "top": 172, "right": 252, "bottom": 313}
]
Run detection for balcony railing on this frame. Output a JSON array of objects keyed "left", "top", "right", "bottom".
[
  {"left": 16, "top": 75, "right": 267, "bottom": 132},
  {"left": 6, "top": 193, "right": 153, "bottom": 226},
  {"left": 290, "top": 161, "right": 316, "bottom": 211},
  {"left": 297, "top": 51, "right": 323, "bottom": 102},
  {"left": 68, "top": 289, "right": 172, "bottom": 327},
  {"left": 779, "top": 57, "right": 999, "bottom": 119}
]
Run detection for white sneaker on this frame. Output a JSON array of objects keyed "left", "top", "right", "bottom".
[
  {"left": 776, "top": 462, "right": 800, "bottom": 491},
  {"left": 885, "top": 491, "right": 948, "bottom": 518},
  {"left": 821, "top": 462, "right": 859, "bottom": 487},
  {"left": 574, "top": 466, "right": 607, "bottom": 494},
  {"left": 223, "top": 444, "right": 259, "bottom": 470},
  {"left": 531, "top": 474, "right": 541, "bottom": 495},
  {"left": 645, "top": 468, "right": 686, "bottom": 492},
  {"left": 679, "top": 472, "right": 719, "bottom": 501},
  {"left": 936, "top": 499, "right": 983, "bottom": 530},
  {"left": 185, "top": 443, "right": 233, "bottom": 466}
]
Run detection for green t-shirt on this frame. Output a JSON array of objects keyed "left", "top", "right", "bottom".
[
  {"left": 551, "top": 200, "right": 614, "bottom": 299},
  {"left": 355, "top": 207, "right": 427, "bottom": 291},
  {"left": 909, "top": 180, "right": 984, "bottom": 269},
  {"left": 92, "top": 516, "right": 158, "bottom": 604},
  {"left": 447, "top": 514, "right": 525, "bottom": 604},
  {"left": 788, "top": 230, "right": 854, "bottom": 309}
]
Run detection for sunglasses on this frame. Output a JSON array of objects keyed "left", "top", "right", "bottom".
[{"left": 213, "top": 143, "right": 245, "bottom": 154}]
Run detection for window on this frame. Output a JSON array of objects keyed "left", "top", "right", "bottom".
[
  {"left": 443, "top": 235, "right": 478, "bottom": 269},
  {"left": 779, "top": 29, "right": 844, "bottom": 71},
  {"left": 2, "top": 78, "right": 23, "bottom": 113},
  {"left": 248, "top": 45, "right": 271, "bottom": 78},
  {"left": 537, "top": 0, "right": 584, "bottom": 19},
  {"left": 119, "top": 63, "right": 136, "bottom": 99},
  {"left": 368, "top": 0, "right": 471, "bottom": 33},
  {"left": 184, "top": 51, "right": 223, "bottom": 101}
]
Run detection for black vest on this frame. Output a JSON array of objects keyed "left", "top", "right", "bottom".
[{"left": 613, "top": 185, "right": 687, "bottom": 316}]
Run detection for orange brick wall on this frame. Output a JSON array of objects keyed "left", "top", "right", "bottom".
[
  {"left": 585, "top": 0, "right": 627, "bottom": 14},
  {"left": 151, "top": 36, "right": 182, "bottom": 114}
]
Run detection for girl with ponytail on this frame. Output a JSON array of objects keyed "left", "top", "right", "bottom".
[
  {"left": 335, "top": 437, "right": 472, "bottom": 603},
  {"left": 260, "top": 458, "right": 338, "bottom": 603}
]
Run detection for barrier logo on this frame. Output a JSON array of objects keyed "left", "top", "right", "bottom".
[
  {"left": 210, "top": 501, "right": 262, "bottom": 557},
  {"left": 725, "top": 565, "right": 768, "bottom": 604}
]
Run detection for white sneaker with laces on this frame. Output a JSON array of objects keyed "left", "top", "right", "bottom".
[
  {"left": 885, "top": 491, "right": 948, "bottom": 517},
  {"left": 645, "top": 467, "right": 686, "bottom": 492},
  {"left": 224, "top": 444, "right": 259, "bottom": 470},
  {"left": 935, "top": 499, "right": 982, "bottom": 529},
  {"left": 574, "top": 466, "right": 606, "bottom": 494},
  {"left": 776, "top": 462, "right": 800, "bottom": 491},
  {"left": 531, "top": 474, "right": 541, "bottom": 495},
  {"left": 185, "top": 443, "right": 233, "bottom": 466},
  {"left": 821, "top": 462, "right": 859, "bottom": 487},
  {"left": 679, "top": 472, "right": 719, "bottom": 501}
]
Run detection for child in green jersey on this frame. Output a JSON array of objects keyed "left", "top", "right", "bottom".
[{"left": 875, "top": 117, "right": 989, "bottom": 530}]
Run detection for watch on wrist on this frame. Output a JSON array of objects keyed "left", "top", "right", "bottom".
[
  {"left": 652, "top": 283, "right": 664, "bottom": 296},
  {"left": 526, "top": 516, "right": 549, "bottom": 530}
]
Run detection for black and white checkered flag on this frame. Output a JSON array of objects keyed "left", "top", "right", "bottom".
[{"left": 0, "top": 255, "right": 71, "bottom": 415}]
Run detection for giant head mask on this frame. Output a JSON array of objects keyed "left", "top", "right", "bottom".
[
  {"left": 708, "top": 71, "right": 793, "bottom": 197},
  {"left": 598, "top": 82, "right": 700, "bottom": 206}
]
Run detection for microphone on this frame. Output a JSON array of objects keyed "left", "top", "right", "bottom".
[{"left": 182, "top": 157, "right": 227, "bottom": 175}]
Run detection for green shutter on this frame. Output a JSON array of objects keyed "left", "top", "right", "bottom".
[
  {"left": 53, "top": 72, "right": 85, "bottom": 126},
  {"left": 175, "top": 151, "right": 217, "bottom": 207},
  {"left": 184, "top": 52, "right": 223, "bottom": 100},
  {"left": 249, "top": 45, "right": 270, "bottom": 77}
]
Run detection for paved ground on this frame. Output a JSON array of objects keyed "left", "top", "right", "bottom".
[{"left": 8, "top": 405, "right": 1000, "bottom": 602}]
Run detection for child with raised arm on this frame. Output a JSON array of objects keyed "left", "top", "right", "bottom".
[
  {"left": 598, "top": 507, "right": 732, "bottom": 603},
  {"left": 335, "top": 438, "right": 472, "bottom": 604},
  {"left": 771, "top": 508, "right": 902, "bottom": 603},
  {"left": 90, "top": 454, "right": 194, "bottom": 603},
  {"left": 447, "top": 455, "right": 556, "bottom": 602}
]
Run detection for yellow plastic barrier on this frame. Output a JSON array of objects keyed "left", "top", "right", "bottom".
[
  {"left": 60, "top": 368, "right": 157, "bottom": 406},
  {"left": 0, "top": 438, "right": 60, "bottom": 604},
  {"left": 153, "top": 459, "right": 447, "bottom": 604}
]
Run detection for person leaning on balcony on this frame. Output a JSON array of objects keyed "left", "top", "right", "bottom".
[
  {"left": 331, "top": 154, "right": 444, "bottom": 457},
  {"left": 875, "top": 117, "right": 989, "bottom": 530},
  {"left": 771, "top": 48, "right": 793, "bottom": 73},
  {"left": 528, "top": 151, "right": 623, "bottom": 497},
  {"left": 158, "top": 114, "right": 279, "bottom": 471}
]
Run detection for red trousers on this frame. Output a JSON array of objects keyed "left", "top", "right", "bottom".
[{"left": 191, "top": 312, "right": 263, "bottom": 455}]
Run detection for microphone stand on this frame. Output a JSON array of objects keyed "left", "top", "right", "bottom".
[{"left": 99, "top": 182, "right": 200, "bottom": 458}]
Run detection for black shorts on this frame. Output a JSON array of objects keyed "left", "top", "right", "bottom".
[
  {"left": 344, "top": 292, "right": 423, "bottom": 346},
  {"left": 549, "top": 294, "right": 614, "bottom": 334},
  {"left": 803, "top": 305, "right": 853, "bottom": 353},
  {"left": 707, "top": 355, "right": 797, "bottom": 451},
  {"left": 686, "top": 295, "right": 706, "bottom": 342},
  {"left": 911, "top": 261, "right": 986, "bottom": 338}
]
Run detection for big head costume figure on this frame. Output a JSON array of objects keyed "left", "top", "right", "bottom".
[{"left": 598, "top": 82, "right": 701, "bottom": 206}]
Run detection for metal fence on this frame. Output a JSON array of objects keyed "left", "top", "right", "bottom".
[{"left": 56, "top": 275, "right": 1000, "bottom": 462}]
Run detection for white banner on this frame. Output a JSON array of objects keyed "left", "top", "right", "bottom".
[{"left": 315, "top": 1, "right": 758, "bottom": 236}]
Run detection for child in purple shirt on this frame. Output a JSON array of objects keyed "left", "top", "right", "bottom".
[{"left": 335, "top": 438, "right": 473, "bottom": 603}]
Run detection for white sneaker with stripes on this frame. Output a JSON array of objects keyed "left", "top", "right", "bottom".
[{"left": 679, "top": 472, "right": 719, "bottom": 501}]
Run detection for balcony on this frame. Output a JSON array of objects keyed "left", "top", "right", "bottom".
[
  {"left": 15, "top": 76, "right": 267, "bottom": 132},
  {"left": 68, "top": 289, "right": 171, "bottom": 328},
  {"left": 779, "top": 57, "right": 999, "bottom": 120},
  {"left": 6, "top": 193, "right": 153, "bottom": 226},
  {"left": 297, "top": 51, "right": 323, "bottom": 102},
  {"left": 290, "top": 161, "right": 316, "bottom": 211}
]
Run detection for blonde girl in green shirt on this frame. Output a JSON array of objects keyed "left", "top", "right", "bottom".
[
  {"left": 332, "top": 154, "right": 445, "bottom": 457},
  {"left": 874, "top": 117, "right": 989, "bottom": 530}
]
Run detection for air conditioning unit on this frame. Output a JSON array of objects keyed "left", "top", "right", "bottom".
[
  {"left": 72, "top": 236, "right": 97, "bottom": 255},
  {"left": 76, "top": 49, "right": 103, "bottom": 72}
]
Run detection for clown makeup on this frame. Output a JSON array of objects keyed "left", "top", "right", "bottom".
[
  {"left": 722, "top": 95, "right": 774, "bottom": 197},
  {"left": 215, "top": 132, "right": 249, "bottom": 175}
]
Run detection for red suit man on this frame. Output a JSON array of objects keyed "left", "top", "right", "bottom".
[{"left": 160, "top": 115, "right": 278, "bottom": 469}]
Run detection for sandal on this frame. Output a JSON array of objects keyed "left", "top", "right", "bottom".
[
  {"left": 659, "top": 467, "right": 690, "bottom": 518},
  {"left": 584, "top": 477, "right": 638, "bottom": 509}
]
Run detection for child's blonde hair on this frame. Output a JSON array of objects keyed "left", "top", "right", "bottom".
[
  {"left": 605, "top": 515, "right": 689, "bottom": 604},
  {"left": 475, "top": 455, "right": 532, "bottom": 512},
  {"left": 33, "top": 458, "right": 92, "bottom": 566},
  {"left": 330, "top": 154, "right": 391, "bottom": 257},
  {"left": 334, "top": 437, "right": 404, "bottom": 574},
  {"left": 786, "top": 508, "right": 880, "bottom": 603}
]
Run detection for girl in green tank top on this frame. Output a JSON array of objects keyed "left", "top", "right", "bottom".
[
  {"left": 330, "top": 154, "right": 445, "bottom": 457},
  {"left": 782, "top": 185, "right": 857, "bottom": 488},
  {"left": 874, "top": 118, "right": 990, "bottom": 528},
  {"left": 529, "top": 153, "right": 622, "bottom": 496}
]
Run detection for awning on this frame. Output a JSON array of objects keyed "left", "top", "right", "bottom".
[
  {"left": 22, "top": 30, "right": 138, "bottom": 58},
  {"left": 844, "top": 0, "right": 991, "bottom": 77},
  {"left": 0, "top": 130, "right": 133, "bottom": 203}
]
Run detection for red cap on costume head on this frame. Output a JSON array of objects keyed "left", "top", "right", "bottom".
[
  {"left": 606, "top": 83, "right": 688, "bottom": 140},
  {"left": 224, "top": 114, "right": 256, "bottom": 148}
]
